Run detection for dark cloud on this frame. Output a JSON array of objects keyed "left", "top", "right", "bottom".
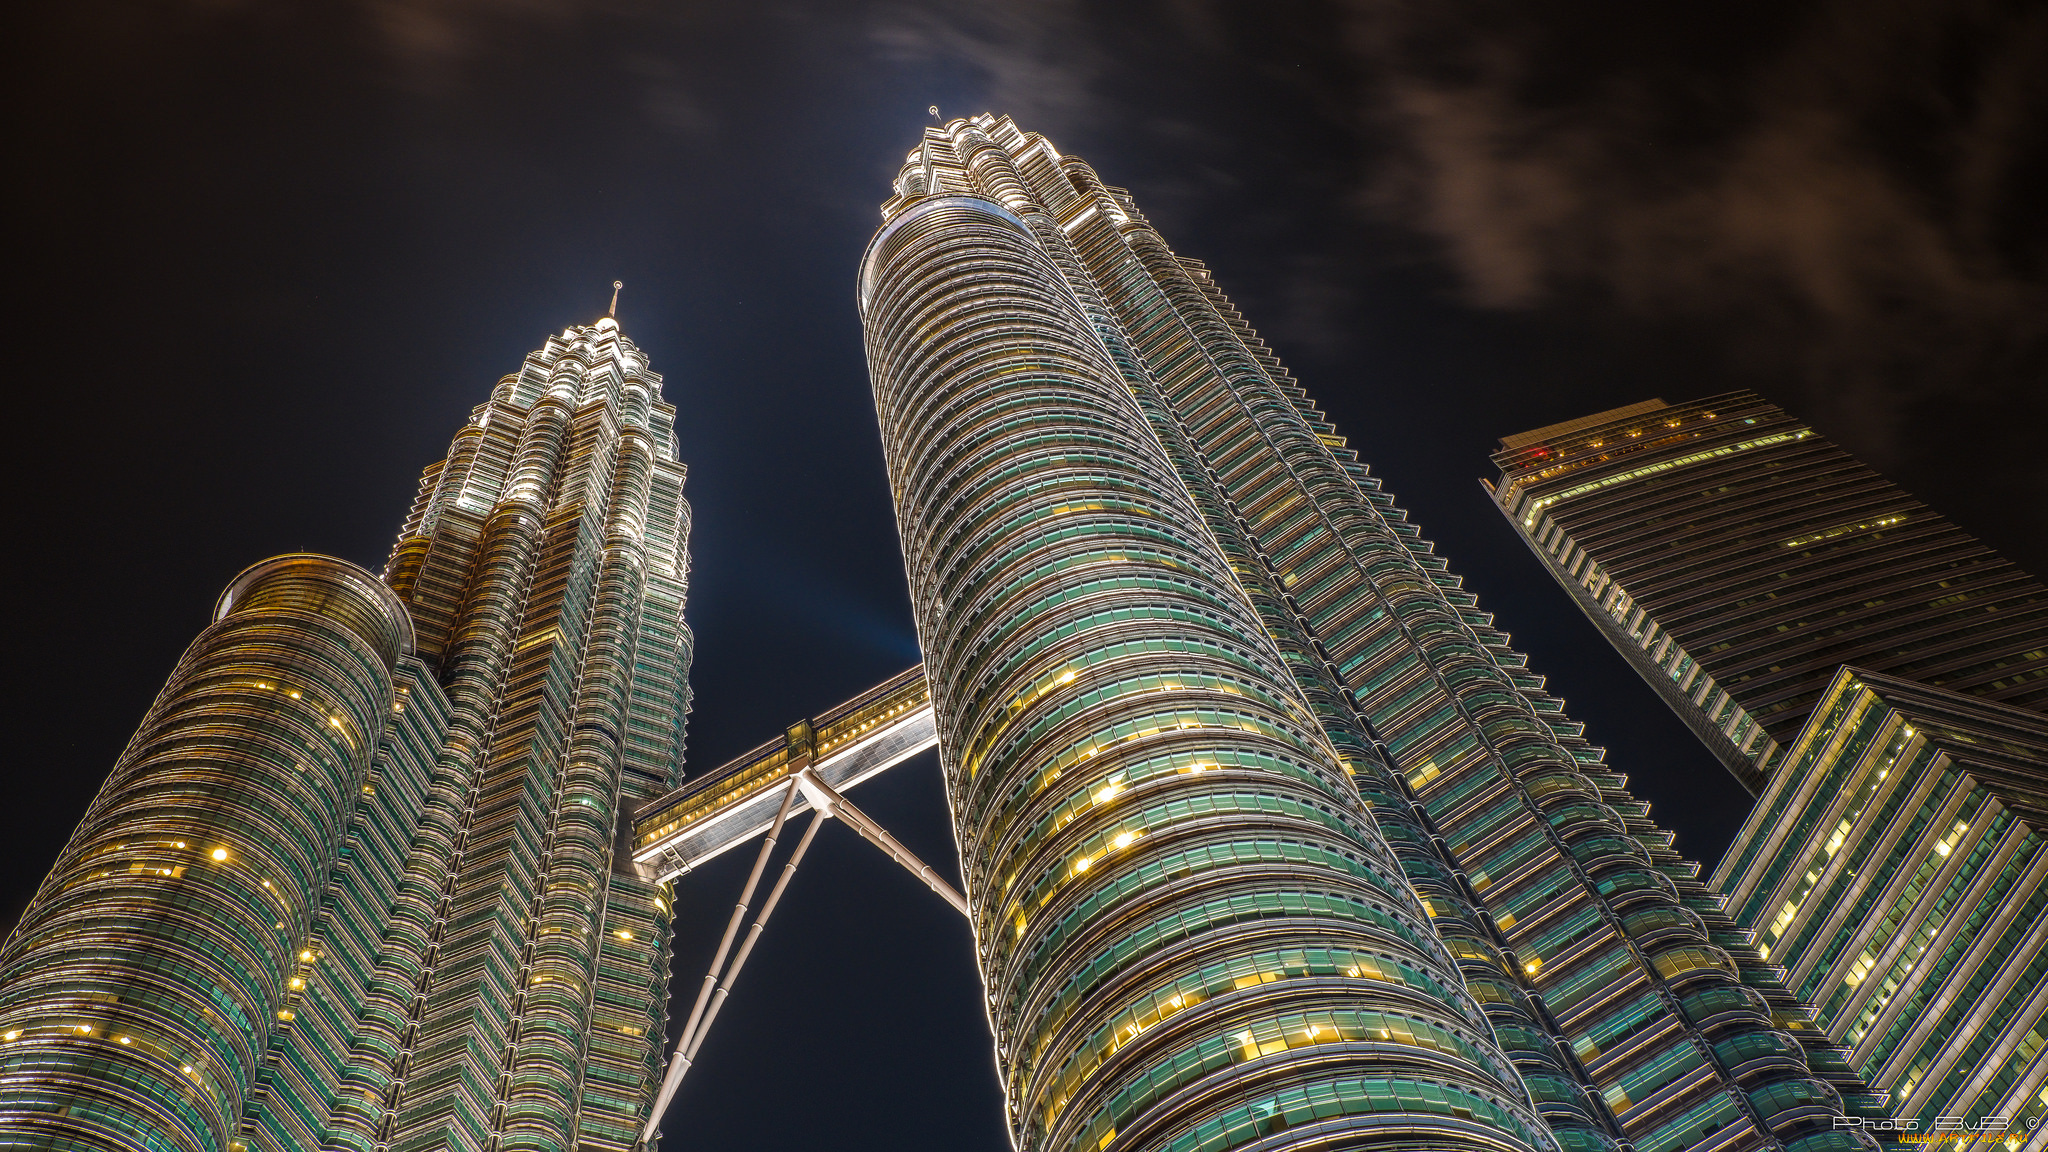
[
  {"left": 626, "top": 51, "right": 721, "bottom": 138},
  {"left": 868, "top": 0, "right": 1105, "bottom": 127},
  {"left": 362, "top": 0, "right": 581, "bottom": 69},
  {"left": 1339, "top": 0, "right": 2048, "bottom": 475}
]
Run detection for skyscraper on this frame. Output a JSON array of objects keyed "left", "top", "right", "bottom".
[
  {"left": 1486, "top": 392, "right": 2048, "bottom": 791},
  {"left": 1487, "top": 395, "right": 2048, "bottom": 1131},
  {"left": 0, "top": 316, "right": 692, "bottom": 1152},
  {"left": 1714, "top": 667, "right": 2048, "bottom": 1135},
  {"left": 861, "top": 115, "right": 1879, "bottom": 1152}
]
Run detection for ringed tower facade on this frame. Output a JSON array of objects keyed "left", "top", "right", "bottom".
[{"left": 859, "top": 115, "right": 1882, "bottom": 1152}]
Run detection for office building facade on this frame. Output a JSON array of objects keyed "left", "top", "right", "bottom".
[
  {"left": 0, "top": 318, "right": 692, "bottom": 1152},
  {"left": 1715, "top": 668, "right": 2048, "bottom": 1137},
  {"left": 1487, "top": 392, "right": 2048, "bottom": 792},
  {"left": 862, "top": 115, "right": 1878, "bottom": 1152}
]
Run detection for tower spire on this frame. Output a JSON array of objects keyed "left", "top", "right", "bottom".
[{"left": 609, "top": 280, "right": 622, "bottom": 318}]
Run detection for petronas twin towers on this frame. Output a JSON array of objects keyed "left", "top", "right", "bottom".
[
  {"left": 1, "top": 116, "right": 1880, "bottom": 1152},
  {"left": 0, "top": 321, "right": 688, "bottom": 1151}
]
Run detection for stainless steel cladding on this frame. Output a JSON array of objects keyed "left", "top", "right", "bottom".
[
  {"left": 862, "top": 114, "right": 1883, "bottom": 1152},
  {"left": 863, "top": 189, "right": 1553, "bottom": 1152}
]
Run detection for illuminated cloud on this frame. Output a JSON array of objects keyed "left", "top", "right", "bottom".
[
  {"left": 867, "top": 0, "right": 1105, "bottom": 127},
  {"left": 1339, "top": 0, "right": 2048, "bottom": 465}
]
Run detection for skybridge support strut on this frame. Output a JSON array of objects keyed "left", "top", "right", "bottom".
[
  {"left": 640, "top": 777, "right": 802, "bottom": 1143},
  {"left": 636, "top": 768, "right": 969, "bottom": 1147},
  {"left": 796, "top": 768, "right": 970, "bottom": 916}
]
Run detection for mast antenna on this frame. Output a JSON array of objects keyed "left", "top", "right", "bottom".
[{"left": 609, "top": 280, "right": 622, "bottom": 318}]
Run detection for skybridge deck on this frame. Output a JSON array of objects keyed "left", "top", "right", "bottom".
[{"left": 630, "top": 664, "right": 937, "bottom": 883}]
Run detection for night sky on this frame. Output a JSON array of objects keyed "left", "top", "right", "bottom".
[{"left": 7, "top": 2, "right": 2045, "bottom": 1148}]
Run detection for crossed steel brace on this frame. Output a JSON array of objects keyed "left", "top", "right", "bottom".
[{"left": 637, "top": 769, "right": 969, "bottom": 1145}]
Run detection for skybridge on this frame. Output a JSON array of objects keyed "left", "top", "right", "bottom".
[
  {"left": 626, "top": 664, "right": 966, "bottom": 1143},
  {"left": 628, "top": 663, "right": 947, "bottom": 887}
]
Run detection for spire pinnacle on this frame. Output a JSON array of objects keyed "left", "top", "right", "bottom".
[{"left": 609, "top": 280, "right": 622, "bottom": 318}]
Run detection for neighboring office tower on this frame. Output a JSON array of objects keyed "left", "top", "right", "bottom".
[
  {"left": 0, "top": 316, "right": 692, "bottom": 1152},
  {"left": 1714, "top": 668, "right": 2048, "bottom": 1138},
  {"left": 1487, "top": 392, "right": 2048, "bottom": 792},
  {"left": 863, "top": 114, "right": 1878, "bottom": 1152}
]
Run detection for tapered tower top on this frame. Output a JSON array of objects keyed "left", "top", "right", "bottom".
[{"left": 880, "top": 113, "right": 1065, "bottom": 221}]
